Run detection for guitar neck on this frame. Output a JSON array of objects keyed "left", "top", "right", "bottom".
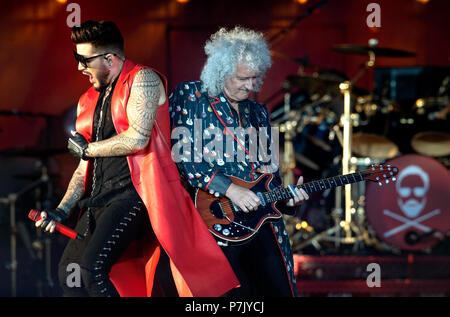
[{"left": 263, "top": 171, "right": 368, "bottom": 204}]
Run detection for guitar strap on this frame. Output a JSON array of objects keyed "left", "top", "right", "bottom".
[{"left": 194, "top": 82, "right": 257, "bottom": 180}]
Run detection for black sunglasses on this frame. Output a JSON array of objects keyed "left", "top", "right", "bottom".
[{"left": 73, "top": 50, "right": 117, "bottom": 68}]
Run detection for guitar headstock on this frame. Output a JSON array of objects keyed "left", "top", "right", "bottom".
[{"left": 361, "top": 164, "right": 399, "bottom": 186}]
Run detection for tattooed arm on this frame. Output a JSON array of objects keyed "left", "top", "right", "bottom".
[
  {"left": 57, "top": 159, "right": 88, "bottom": 213},
  {"left": 34, "top": 158, "right": 87, "bottom": 232},
  {"left": 84, "top": 68, "right": 166, "bottom": 157},
  {"left": 57, "top": 101, "right": 89, "bottom": 213}
]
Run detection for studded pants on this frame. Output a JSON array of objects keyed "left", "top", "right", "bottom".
[{"left": 58, "top": 195, "right": 149, "bottom": 297}]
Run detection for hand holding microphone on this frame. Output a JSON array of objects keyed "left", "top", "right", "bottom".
[{"left": 30, "top": 208, "right": 83, "bottom": 240}]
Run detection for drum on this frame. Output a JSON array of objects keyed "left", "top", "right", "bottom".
[
  {"left": 352, "top": 133, "right": 399, "bottom": 159},
  {"left": 365, "top": 154, "right": 450, "bottom": 251},
  {"left": 352, "top": 96, "right": 400, "bottom": 160},
  {"left": 411, "top": 131, "right": 450, "bottom": 157},
  {"left": 410, "top": 97, "right": 450, "bottom": 157}
]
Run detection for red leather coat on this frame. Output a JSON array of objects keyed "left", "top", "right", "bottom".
[{"left": 75, "top": 59, "right": 239, "bottom": 296}]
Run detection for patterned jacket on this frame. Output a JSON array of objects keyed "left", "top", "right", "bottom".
[{"left": 169, "top": 81, "right": 298, "bottom": 294}]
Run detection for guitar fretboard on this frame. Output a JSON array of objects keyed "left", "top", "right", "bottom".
[{"left": 262, "top": 171, "right": 369, "bottom": 204}]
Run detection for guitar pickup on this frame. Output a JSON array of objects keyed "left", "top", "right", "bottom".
[{"left": 257, "top": 192, "right": 266, "bottom": 207}]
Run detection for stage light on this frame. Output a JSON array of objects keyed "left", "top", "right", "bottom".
[
  {"left": 416, "top": 0, "right": 430, "bottom": 3},
  {"left": 415, "top": 98, "right": 425, "bottom": 108},
  {"left": 176, "top": 0, "right": 190, "bottom": 3},
  {"left": 56, "top": 0, "right": 67, "bottom": 3},
  {"left": 294, "top": 0, "right": 309, "bottom": 4}
]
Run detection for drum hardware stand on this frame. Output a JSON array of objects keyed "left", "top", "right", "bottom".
[
  {"left": 33, "top": 176, "right": 55, "bottom": 296},
  {"left": 280, "top": 124, "right": 296, "bottom": 186},
  {"left": 329, "top": 40, "right": 379, "bottom": 247},
  {"left": 338, "top": 80, "right": 355, "bottom": 242},
  {"left": 0, "top": 193, "right": 18, "bottom": 297},
  {"left": 277, "top": 91, "right": 297, "bottom": 186},
  {"left": 293, "top": 40, "right": 419, "bottom": 253},
  {"left": 0, "top": 165, "right": 53, "bottom": 297},
  {"left": 292, "top": 224, "right": 341, "bottom": 253},
  {"left": 278, "top": 79, "right": 363, "bottom": 250},
  {"left": 284, "top": 80, "right": 370, "bottom": 250}
]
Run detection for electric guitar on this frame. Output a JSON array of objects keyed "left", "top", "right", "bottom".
[{"left": 195, "top": 164, "right": 399, "bottom": 244}]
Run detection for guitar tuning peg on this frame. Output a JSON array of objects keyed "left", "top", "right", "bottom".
[
  {"left": 378, "top": 182, "right": 382, "bottom": 186},
  {"left": 392, "top": 177, "right": 397, "bottom": 181},
  {"left": 385, "top": 179, "right": 389, "bottom": 184}
]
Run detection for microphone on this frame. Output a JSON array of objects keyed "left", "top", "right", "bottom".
[{"left": 28, "top": 209, "right": 83, "bottom": 240}]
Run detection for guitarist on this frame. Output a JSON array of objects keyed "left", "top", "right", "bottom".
[{"left": 169, "top": 27, "right": 309, "bottom": 296}]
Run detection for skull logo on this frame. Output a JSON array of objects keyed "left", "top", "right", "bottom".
[{"left": 395, "top": 165, "right": 429, "bottom": 218}]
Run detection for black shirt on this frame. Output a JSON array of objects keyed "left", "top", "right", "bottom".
[{"left": 79, "top": 79, "right": 138, "bottom": 209}]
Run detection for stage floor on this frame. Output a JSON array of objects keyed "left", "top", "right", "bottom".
[{"left": 294, "top": 254, "right": 450, "bottom": 296}]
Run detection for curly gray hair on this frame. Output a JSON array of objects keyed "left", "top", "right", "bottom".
[{"left": 200, "top": 26, "right": 272, "bottom": 96}]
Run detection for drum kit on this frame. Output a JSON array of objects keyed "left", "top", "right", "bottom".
[{"left": 272, "top": 40, "right": 450, "bottom": 255}]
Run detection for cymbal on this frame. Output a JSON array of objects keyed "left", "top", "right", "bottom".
[
  {"left": 284, "top": 74, "right": 369, "bottom": 97},
  {"left": 332, "top": 44, "right": 415, "bottom": 57}
]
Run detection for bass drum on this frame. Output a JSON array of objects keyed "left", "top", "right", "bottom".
[{"left": 365, "top": 154, "right": 450, "bottom": 251}]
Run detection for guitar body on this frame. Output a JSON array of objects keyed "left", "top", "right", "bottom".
[
  {"left": 195, "top": 174, "right": 283, "bottom": 244},
  {"left": 194, "top": 165, "right": 398, "bottom": 244}
]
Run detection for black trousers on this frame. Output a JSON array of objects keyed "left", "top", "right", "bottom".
[
  {"left": 58, "top": 195, "right": 149, "bottom": 297},
  {"left": 220, "top": 223, "right": 294, "bottom": 297}
]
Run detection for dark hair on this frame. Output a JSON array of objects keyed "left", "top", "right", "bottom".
[{"left": 71, "top": 20, "right": 124, "bottom": 54}]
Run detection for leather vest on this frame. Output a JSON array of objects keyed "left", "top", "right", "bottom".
[{"left": 76, "top": 59, "right": 238, "bottom": 296}]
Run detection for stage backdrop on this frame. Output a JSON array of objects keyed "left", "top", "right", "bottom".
[{"left": 0, "top": 0, "right": 448, "bottom": 187}]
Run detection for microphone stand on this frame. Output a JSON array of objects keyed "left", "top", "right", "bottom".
[
  {"left": 1, "top": 109, "right": 59, "bottom": 296},
  {"left": 268, "top": 0, "right": 328, "bottom": 45},
  {"left": 0, "top": 166, "right": 50, "bottom": 296}
]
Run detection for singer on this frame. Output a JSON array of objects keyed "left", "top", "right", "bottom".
[{"left": 35, "top": 20, "right": 238, "bottom": 297}]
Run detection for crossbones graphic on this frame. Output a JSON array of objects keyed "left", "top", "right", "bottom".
[
  {"left": 382, "top": 165, "right": 440, "bottom": 238},
  {"left": 383, "top": 208, "right": 440, "bottom": 238}
]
